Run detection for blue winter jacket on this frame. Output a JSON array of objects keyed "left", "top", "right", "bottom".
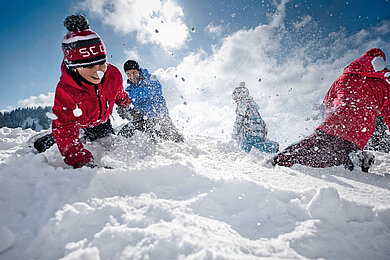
[{"left": 125, "top": 68, "right": 169, "bottom": 119}]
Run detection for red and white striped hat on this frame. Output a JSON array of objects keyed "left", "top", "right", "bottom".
[{"left": 62, "top": 15, "right": 106, "bottom": 68}]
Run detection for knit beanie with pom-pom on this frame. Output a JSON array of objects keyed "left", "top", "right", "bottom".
[{"left": 62, "top": 14, "right": 106, "bottom": 68}]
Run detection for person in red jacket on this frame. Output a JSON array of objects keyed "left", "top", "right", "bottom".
[
  {"left": 273, "top": 48, "right": 390, "bottom": 172},
  {"left": 33, "top": 14, "right": 130, "bottom": 168}
]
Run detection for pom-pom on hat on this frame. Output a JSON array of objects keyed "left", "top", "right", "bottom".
[
  {"left": 62, "top": 14, "right": 106, "bottom": 68},
  {"left": 123, "top": 60, "right": 140, "bottom": 72}
]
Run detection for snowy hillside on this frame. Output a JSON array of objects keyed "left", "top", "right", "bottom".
[{"left": 0, "top": 125, "right": 389, "bottom": 260}]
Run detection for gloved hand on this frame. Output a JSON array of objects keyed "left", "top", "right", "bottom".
[
  {"left": 116, "top": 106, "right": 144, "bottom": 122},
  {"left": 385, "top": 71, "right": 390, "bottom": 84},
  {"left": 116, "top": 106, "right": 131, "bottom": 120},
  {"left": 84, "top": 162, "right": 114, "bottom": 169}
]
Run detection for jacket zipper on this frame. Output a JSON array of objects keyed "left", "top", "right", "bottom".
[
  {"left": 104, "top": 98, "right": 109, "bottom": 116},
  {"left": 94, "top": 85, "right": 102, "bottom": 121}
]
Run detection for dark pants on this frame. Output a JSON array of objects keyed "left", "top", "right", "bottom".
[
  {"left": 273, "top": 129, "right": 360, "bottom": 168},
  {"left": 118, "top": 115, "right": 184, "bottom": 143},
  {"left": 34, "top": 119, "right": 115, "bottom": 153}
]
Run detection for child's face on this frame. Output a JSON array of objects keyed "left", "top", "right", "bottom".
[{"left": 76, "top": 62, "right": 107, "bottom": 84}]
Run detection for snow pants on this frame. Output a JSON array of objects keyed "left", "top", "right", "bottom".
[
  {"left": 33, "top": 119, "right": 115, "bottom": 153},
  {"left": 240, "top": 136, "right": 279, "bottom": 153},
  {"left": 118, "top": 115, "right": 184, "bottom": 143},
  {"left": 272, "top": 129, "right": 360, "bottom": 168}
]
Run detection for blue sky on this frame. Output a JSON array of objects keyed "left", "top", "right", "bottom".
[{"left": 0, "top": 0, "right": 390, "bottom": 111}]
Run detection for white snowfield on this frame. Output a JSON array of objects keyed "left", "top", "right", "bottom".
[{"left": 0, "top": 126, "right": 389, "bottom": 260}]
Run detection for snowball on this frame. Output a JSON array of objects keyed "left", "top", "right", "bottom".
[
  {"left": 150, "top": 75, "right": 157, "bottom": 81},
  {"left": 371, "top": 56, "right": 386, "bottom": 72},
  {"left": 97, "top": 71, "right": 105, "bottom": 79},
  {"left": 0, "top": 225, "right": 15, "bottom": 253},
  {"left": 46, "top": 112, "right": 58, "bottom": 120}
]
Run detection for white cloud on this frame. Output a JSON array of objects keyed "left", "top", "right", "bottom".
[
  {"left": 17, "top": 92, "right": 54, "bottom": 108},
  {"left": 293, "top": 15, "right": 315, "bottom": 29},
  {"left": 78, "top": 0, "right": 189, "bottom": 50},
  {"left": 124, "top": 48, "right": 140, "bottom": 61},
  {"left": 205, "top": 22, "right": 223, "bottom": 37}
]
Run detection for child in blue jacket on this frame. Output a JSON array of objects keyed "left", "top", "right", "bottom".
[
  {"left": 232, "top": 82, "right": 279, "bottom": 153},
  {"left": 117, "top": 60, "right": 184, "bottom": 142}
]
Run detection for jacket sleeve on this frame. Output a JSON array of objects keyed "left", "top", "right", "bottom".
[
  {"left": 233, "top": 102, "right": 246, "bottom": 139},
  {"left": 109, "top": 64, "right": 130, "bottom": 108},
  {"left": 154, "top": 79, "right": 164, "bottom": 95},
  {"left": 115, "top": 84, "right": 131, "bottom": 108},
  {"left": 52, "top": 87, "right": 93, "bottom": 168}
]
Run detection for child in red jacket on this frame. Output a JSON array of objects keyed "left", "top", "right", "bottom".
[
  {"left": 34, "top": 15, "right": 130, "bottom": 168},
  {"left": 273, "top": 48, "right": 390, "bottom": 172}
]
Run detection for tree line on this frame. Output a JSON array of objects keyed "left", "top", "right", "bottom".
[{"left": 0, "top": 106, "right": 52, "bottom": 130}]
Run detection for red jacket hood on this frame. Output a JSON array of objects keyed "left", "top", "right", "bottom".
[{"left": 343, "top": 48, "right": 388, "bottom": 78}]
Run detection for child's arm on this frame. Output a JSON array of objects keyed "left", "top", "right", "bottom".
[{"left": 232, "top": 101, "right": 247, "bottom": 139}]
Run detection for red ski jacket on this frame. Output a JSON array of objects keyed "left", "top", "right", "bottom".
[
  {"left": 52, "top": 63, "right": 130, "bottom": 168},
  {"left": 318, "top": 48, "right": 390, "bottom": 149}
]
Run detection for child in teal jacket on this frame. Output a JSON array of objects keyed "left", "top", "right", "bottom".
[{"left": 232, "top": 82, "right": 279, "bottom": 153}]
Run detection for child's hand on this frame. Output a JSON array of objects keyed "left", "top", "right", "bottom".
[{"left": 385, "top": 71, "right": 390, "bottom": 84}]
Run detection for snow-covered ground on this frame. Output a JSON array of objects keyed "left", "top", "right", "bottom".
[
  {"left": 2, "top": 0, "right": 390, "bottom": 258},
  {"left": 0, "top": 125, "right": 389, "bottom": 260}
]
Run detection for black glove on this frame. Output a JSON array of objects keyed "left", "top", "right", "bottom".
[
  {"left": 116, "top": 106, "right": 144, "bottom": 122},
  {"left": 84, "top": 161, "right": 114, "bottom": 169}
]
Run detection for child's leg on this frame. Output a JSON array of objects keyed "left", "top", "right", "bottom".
[
  {"left": 253, "top": 140, "right": 279, "bottom": 153},
  {"left": 239, "top": 138, "right": 253, "bottom": 152},
  {"left": 273, "top": 129, "right": 359, "bottom": 168},
  {"left": 34, "top": 133, "right": 55, "bottom": 153}
]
